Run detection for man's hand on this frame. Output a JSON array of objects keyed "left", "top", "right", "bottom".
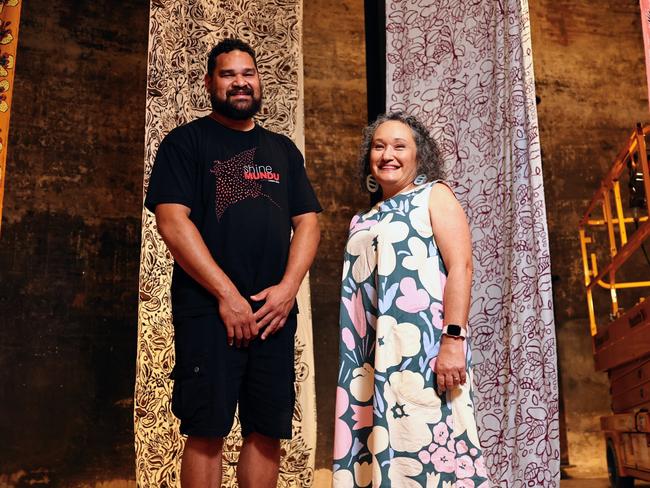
[
  {"left": 218, "top": 289, "right": 257, "bottom": 347},
  {"left": 435, "top": 336, "right": 467, "bottom": 393},
  {"left": 251, "top": 281, "right": 299, "bottom": 340}
]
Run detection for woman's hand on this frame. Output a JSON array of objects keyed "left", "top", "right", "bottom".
[{"left": 435, "top": 336, "right": 467, "bottom": 393}]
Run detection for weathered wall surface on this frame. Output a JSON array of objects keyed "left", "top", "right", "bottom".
[
  {"left": 0, "top": 0, "right": 148, "bottom": 485},
  {"left": 3, "top": 0, "right": 646, "bottom": 482},
  {"left": 303, "top": 0, "right": 368, "bottom": 470},
  {"left": 529, "top": 0, "right": 649, "bottom": 477}
]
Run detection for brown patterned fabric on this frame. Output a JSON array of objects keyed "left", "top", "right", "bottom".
[
  {"left": 0, "top": 0, "right": 21, "bottom": 233},
  {"left": 135, "top": 1, "right": 315, "bottom": 486},
  {"left": 385, "top": 1, "right": 560, "bottom": 486}
]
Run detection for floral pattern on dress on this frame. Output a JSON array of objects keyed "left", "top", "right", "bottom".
[{"left": 333, "top": 182, "right": 489, "bottom": 487}]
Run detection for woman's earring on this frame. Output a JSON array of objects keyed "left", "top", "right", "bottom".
[
  {"left": 366, "top": 174, "right": 379, "bottom": 193},
  {"left": 413, "top": 174, "right": 427, "bottom": 185}
]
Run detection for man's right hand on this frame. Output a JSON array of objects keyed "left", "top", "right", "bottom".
[
  {"left": 153, "top": 204, "right": 257, "bottom": 347},
  {"left": 218, "top": 290, "right": 257, "bottom": 347}
]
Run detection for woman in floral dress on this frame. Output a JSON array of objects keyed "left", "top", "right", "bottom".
[{"left": 333, "top": 113, "right": 489, "bottom": 488}]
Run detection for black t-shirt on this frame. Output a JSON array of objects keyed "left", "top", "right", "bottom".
[{"left": 145, "top": 116, "right": 322, "bottom": 318}]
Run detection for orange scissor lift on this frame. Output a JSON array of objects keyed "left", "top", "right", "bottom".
[{"left": 579, "top": 124, "right": 650, "bottom": 487}]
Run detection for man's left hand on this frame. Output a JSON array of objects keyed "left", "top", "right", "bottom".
[{"left": 251, "top": 281, "right": 298, "bottom": 339}]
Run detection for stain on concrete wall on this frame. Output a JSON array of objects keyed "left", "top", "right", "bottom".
[
  {"left": 0, "top": 0, "right": 149, "bottom": 485},
  {"left": 303, "top": 0, "right": 369, "bottom": 469},
  {"left": 529, "top": 0, "right": 649, "bottom": 477}
]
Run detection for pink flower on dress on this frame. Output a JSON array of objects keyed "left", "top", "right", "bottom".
[
  {"left": 456, "top": 454, "right": 476, "bottom": 479},
  {"left": 430, "top": 301, "right": 444, "bottom": 329},
  {"left": 351, "top": 404, "right": 373, "bottom": 430},
  {"left": 470, "top": 448, "right": 478, "bottom": 457},
  {"left": 430, "top": 447, "right": 455, "bottom": 473},
  {"left": 455, "top": 479, "right": 476, "bottom": 488},
  {"left": 333, "top": 387, "right": 352, "bottom": 460},
  {"left": 349, "top": 214, "right": 360, "bottom": 230},
  {"left": 342, "top": 288, "right": 366, "bottom": 338},
  {"left": 432, "top": 422, "right": 449, "bottom": 445},
  {"left": 341, "top": 328, "right": 355, "bottom": 351},
  {"left": 350, "top": 215, "right": 376, "bottom": 232},
  {"left": 457, "top": 440, "right": 468, "bottom": 454},
  {"left": 447, "top": 439, "right": 455, "bottom": 452},
  {"left": 395, "top": 277, "right": 430, "bottom": 313},
  {"left": 475, "top": 456, "right": 488, "bottom": 478},
  {"left": 446, "top": 414, "right": 455, "bottom": 429},
  {"left": 418, "top": 450, "right": 431, "bottom": 463}
]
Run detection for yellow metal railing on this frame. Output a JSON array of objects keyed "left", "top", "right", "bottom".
[{"left": 579, "top": 124, "right": 650, "bottom": 336}]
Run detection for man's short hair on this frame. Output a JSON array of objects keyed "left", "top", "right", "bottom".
[{"left": 207, "top": 38, "right": 258, "bottom": 75}]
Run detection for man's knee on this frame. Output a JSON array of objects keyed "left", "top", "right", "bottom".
[
  {"left": 244, "top": 432, "right": 281, "bottom": 452},
  {"left": 185, "top": 436, "right": 224, "bottom": 456}
]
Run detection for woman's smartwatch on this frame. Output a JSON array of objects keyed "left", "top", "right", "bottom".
[{"left": 442, "top": 324, "right": 467, "bottom": 340}]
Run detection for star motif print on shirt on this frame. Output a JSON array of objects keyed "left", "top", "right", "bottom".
[{"left": 210, "top": 147, "right": 280, "bottom": 220}]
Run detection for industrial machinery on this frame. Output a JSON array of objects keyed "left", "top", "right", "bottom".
[{"left": 579, "top": 124, "right": 650, "bottom": 487}]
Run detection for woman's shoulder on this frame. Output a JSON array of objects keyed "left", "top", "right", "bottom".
[{"left": 428, "top": 180, "right": 456, "bottom": 200}]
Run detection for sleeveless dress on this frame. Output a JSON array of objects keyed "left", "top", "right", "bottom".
[{"left": 332, "top": 182, "right": 489, "bottom": 488}]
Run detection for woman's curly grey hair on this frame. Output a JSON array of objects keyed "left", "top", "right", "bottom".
[{"left": 358, "top": 112, "right": 443, "bottom": 200}]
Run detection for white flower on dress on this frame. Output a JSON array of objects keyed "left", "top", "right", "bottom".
[
  {"left": 366, "top": 426, "right": 389, "bottom": 487},
  {"left": 354, "top": 461, "right": 372, "bottom": 487},
  {"left": 383, "top": 370, "right": 442, "bottom": 452},
  {"left": 346, "top": 212, "right": 409, "bottom": 282},
  {"left": 341, "top": 258, "right": 350, "bottom": 280},
  {"left": 387, "top": 456, "right": 424, "bottom": 488},
  {"left": 375, "top": 315, "right": 421, "bottom": 373},
  {"left": 346, "top": 212, "right": 409, "bottom": 283},
  {"left": 402, "top": 236, "right": 443, "bottom": 299},
  {"left": 367, "top": 425, "right": 389, "bottom": 454},
  {"left": 449, "top": 371, "right": 481, "bottom": 448},
  {"left": 426, "top": 473, "right": 441, "bottom": 488},
  {"left": 346, "top": 226, "right": 377, "bottom": 283},
  {"left": 376, "top": 214, "right": 410, "bottom": 277},
  {"left": 409, "top": 189, "right": 434, "bottom": 239},
  {"left": 332, "top": 468, "right": 354, "bottom": 487},
  {"left": 349, "top": 363, "right": 374, "bottom": 402}
]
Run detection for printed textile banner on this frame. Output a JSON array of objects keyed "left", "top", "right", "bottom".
[
  {"left": 134, "top": 1, "right": 316, "bottom": 487},
  {"left": 385, "top": 1, "right": 561, "bottom": 486}
]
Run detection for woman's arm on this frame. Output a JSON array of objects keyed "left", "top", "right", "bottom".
[{"left": 428, "top": 183, "right": 473, "bottom": 393}]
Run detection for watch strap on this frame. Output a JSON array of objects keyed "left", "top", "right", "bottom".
[{"left": 442, "top": 324, "right": 467, "bottom": 339}]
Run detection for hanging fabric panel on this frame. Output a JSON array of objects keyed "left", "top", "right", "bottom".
[
  {"left": 134, "top": 1, "right": 316, "bottom": 486},
  {"left": 640, "top": 0, "right": 650, "bottom": 111},
  {"left": 0, "top": 0, "right": 21, "bottom": 233},
  {"left": 385, "top": 1, "right": 560, "bottom": 486}
]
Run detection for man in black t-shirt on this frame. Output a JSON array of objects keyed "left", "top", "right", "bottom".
[{"left": 145, "top": 38, "right": 321, "bottom": 488}]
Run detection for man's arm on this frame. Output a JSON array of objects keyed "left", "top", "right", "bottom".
[
  {"left": 154, "top": 203, "right": 257, "bottom": 347},
  {"left": 251, "top": 211, "right": 321, "bottom": 339}
]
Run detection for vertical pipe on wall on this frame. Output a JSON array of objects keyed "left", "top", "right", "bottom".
[{"left": 363, "top": 0, "right": 385, "bottom": 123}]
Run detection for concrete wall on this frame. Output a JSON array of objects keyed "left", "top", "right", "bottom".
[
  {"left": 0, "top": 0, "right": 148, "bottom": 485},
  {"left": 529, "top": 0, "right": 649, "bottom": 477},
  {"left": 1, "top": 0, "right": 649, "bottom": 484}
]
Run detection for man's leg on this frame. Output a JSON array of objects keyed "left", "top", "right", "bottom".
[
  {"left": 237, "top": 316, "right": 297, "bottom": 488},
  {"left": 236, "top": 432, "right": 281, "bottom": 488},
  {"left": 180, "top": 436, "right": 224, "bottom": 488}
]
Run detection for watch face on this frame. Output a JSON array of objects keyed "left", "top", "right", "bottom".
[{"left": 447, "top": 324, "right": 462, "bottom": 336}]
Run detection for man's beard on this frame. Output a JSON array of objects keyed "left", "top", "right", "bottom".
[{"left": 210, "top": 87, "right": 262, "bottom": 120}]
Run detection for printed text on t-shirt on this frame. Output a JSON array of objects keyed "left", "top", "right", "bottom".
[{"left": 243, "top": 164, "right": 280, "bottom": 183}]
